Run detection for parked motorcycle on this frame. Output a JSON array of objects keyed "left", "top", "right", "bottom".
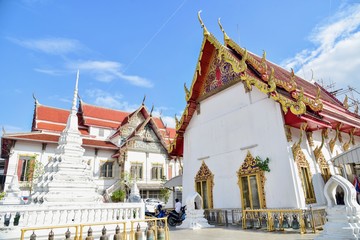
[
  {"left": 167, "top": 205, "right": 186, "bottom": 227},
  {"left": 145, "top": 204, "right": 166, "bottom": 218}
]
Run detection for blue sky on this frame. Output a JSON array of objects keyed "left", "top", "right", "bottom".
[{"left": 1, "top": 0, "right": 360, "bottom": 133}]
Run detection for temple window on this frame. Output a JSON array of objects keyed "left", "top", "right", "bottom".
[
  {"left": 130, "top": 163, "right": 143, "bottom": 180},
  {"left": 315, "top": 151, "right": 331, "bottom": 183},
  {"left": 100, "top": 161, "right": 113, "bottom": 178},
  {"left": 237, "top": 151, "right": 266, "bottom": 209},
  {"left": 194, "top": 161, "right": 214, "bottom": 209},
  {"left": 292, "top": 145, "right": 316, "bottom": 204},
  {"left": 151, "top": 164, "right": 163, "bottom": 180},
  {"left": 99, "top": 128, "right": 105, "bottom": 137},
  {"left": 18, "top": 155, "right": 35, "bottom": 182}
]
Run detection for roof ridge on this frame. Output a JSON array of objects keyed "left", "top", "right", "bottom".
[{"left": 81, "top": 100, "right": 132, "bottom": 113}]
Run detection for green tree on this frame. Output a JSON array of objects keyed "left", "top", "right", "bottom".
[
  {"left": 0, "top": 192, "right": 5, "bottom": 200},
  {"left": 26, "top": 155, "right": 44, "bottom": 194},
  {"left": 111, "top": 189, "right": 126, "bottom": 202}
]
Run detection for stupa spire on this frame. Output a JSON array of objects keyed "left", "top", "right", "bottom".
[{"left": 71, "top": 70, "right": 79, "bottom": 113}]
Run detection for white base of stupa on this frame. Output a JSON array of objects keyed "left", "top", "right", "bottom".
[{"left": 177, "top": 209, "right": 214, "bottom": 229}]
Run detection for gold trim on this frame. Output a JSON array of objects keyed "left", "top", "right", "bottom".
[
  {"left": 292, "top": 122, "right": 308, "bottom": 150},
  {"left": 292, "top": 144, "right": 316, "bottom": 204},
  {"left": 237, "top": 151, "right": 266, "bottom": 208},
  {"left": 314, "top": 129, "right": 328, "bottom": 159},
  {"left": 284, "top": 125, "right": 292, "bottom": 142},
  {"left": 329, "top": 123, "right": 342, "bottom": 153},
  {"left": 343, "top": 129, "right": 355, "bottom": 151},
  {"left": 343, "top": 95, "right": 349, "bottom": 109},
  {"left": 195, "top": 161, "right": 214, "bottom": 209},
  {"left": 306, "top": 132, "right": 314, "bottom": 147}
]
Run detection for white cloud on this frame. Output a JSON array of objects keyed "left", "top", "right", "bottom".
[
  {"left": 2, "top": 125, "right": 24, "bottom": 134},
  {"left": 151, "top": 108, "right": 175, "bottom": 128},
  {"left": 160, "top": 116, "right": 175, "bottom": 128},
  {"left": 282, "top": 4, "right": 360, "bottom": 89},
  {"left": 34, "top": 68, "right": 62, "bottom": 76},
  {"left": 73, "top": 60, "right": 153, "bottom": 88},
  {"left": 8, "top": 37, "right": 83, "bottom": 55},
  {"left": 85, "top": 89, "right": 138, "bottom": 111}
]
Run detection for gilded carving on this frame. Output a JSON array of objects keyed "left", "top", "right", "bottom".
[
  {"left": 314, "top": 129, "right": 327, "bottom": 159},
  {"left": 292, "top": 123, "right": 308, "bottom": 150},
  {"left": 195, "top": 161, "right": 214, "bottom": 209},
  {"left": 343, "top": 129, "right": 355, "bottom": 151},
  {"left": 284, "top": 125, "right": 292, "bottom": 142},
  {"left": 195, "top": 161, "right": 214, "bottom": 181},
  {"left": 237, "top": 151, "right": 267, "bottom": 208},
  {"left": 343, "top": 95, "right": 349, "bottom": 109},
  {"left": 306, "top": 132, "right": 314, "bottom": 147},
  {"left": 184, "top": 83, "right": 190, "bottom": 102},
  {"left": 315, "top": 150, "right": 331, "bottom": 182},
  {"left": 329, "top": 123, "right": 342, "bottom": 153},
  {"left": 292, "top": 144, "right": 316, "bottom": 204}
]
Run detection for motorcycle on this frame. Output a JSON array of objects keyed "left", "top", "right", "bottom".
[
  {"left": 167, "top": 205, "right": 186, "bottom": 227},
  {"left": 145, "top": 204, "right": 166, "bottom": 218}
]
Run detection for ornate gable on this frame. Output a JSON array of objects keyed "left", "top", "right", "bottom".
[
  {"left": 195, "top": 161, "right": 214, "bottom": 182},
  {"left": 237, "top": 151, "right": 261, "bottom": 175}
]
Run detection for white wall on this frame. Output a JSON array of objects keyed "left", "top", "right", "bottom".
[{"left": 183, "top": 83, "right": 301, "bottom": 209}]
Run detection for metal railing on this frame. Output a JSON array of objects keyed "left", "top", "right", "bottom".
[
  {"left": 204, "top": 207, "right": 326, "bottom": 234},
  {"left": 20, "top": 217, "right": 169, "bottom": 240}
]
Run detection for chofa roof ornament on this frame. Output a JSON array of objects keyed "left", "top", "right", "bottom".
[{"left": 197, "top": 10, "right": 210, "bottom": 36}]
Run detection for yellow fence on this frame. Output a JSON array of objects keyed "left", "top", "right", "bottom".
[
  {"left": 20, "top": 217, "right": 169, "bottom": 240},
  {"left": 204, "top": 207, "right": 326, "bottom": 234}
]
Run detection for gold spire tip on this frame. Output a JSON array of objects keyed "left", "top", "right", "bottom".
[
  {"left": 218, "top": 18, "right": 229, "bottom": 42},
  {"left": 197, "top": 10, "right": 209, "bottom": 36}
]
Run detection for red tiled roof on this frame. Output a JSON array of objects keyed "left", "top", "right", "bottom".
[
  {"left": 3, "top": 133, "right": 118, "bottom": 149},
  {"left": 166, "top": 128, "right": 176, "bottom": 139},
  {"left": 82, "top": 118, "right": 120, "bottom": 129},
  {"left": 153, "top": 117, "right": 165, "bottom": 129},
  {"left": 36, "top": 105, "right": 70, "bottom": 123},
  {"left": 80, "top": 102, "right": 128, "bottom": 123},
  {"left": 249, "top": 53, "right": 343, "bottom": 107}
]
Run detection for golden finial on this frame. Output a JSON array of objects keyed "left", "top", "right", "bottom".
[
  {"left": 184, "top": 83, "right": 190, "bottom": 101},
  {"left": 142, "top": 95, "right": 146, "bottom": 105},
  {"left": 32, "top": 93, "right": 39, "bottom": 105},
  {"left": 343, "top": 95, "right": 349, "bottom": 109},
  {"left": 175, "top": 114, "right": 180, "bottom": 128},
  {"left": 316, "top": 86, "right": 321, "bottom": 100},
  {"left": 2, "top": 126, "right": 5, "bottom": 135},
  {"left": 197, "top": 10, "right": 210, "bottom": 36},
  {"left": 267, "top": 67, "right": 276, "bottom": 92},
  {"left": 299, "top": 87, "right": 304, "bottom": 100},
  {"left": 261, "top": 50, "right": 266, "bottom": 62},
  {"left": 218, "top": 18, "right": 230, "bottom": 43},
  {"left": 150, "top": 104, "right": 154, "bottom": 116}
]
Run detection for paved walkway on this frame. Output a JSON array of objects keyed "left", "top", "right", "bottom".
[{"left": 168, "top": 226, "right": 319, "bottom": 240}]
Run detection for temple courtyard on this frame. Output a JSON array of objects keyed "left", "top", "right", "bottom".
[{"left": 169, "top": 226, "right": 319, "bottom": 240}]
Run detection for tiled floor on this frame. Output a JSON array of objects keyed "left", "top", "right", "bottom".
[{"left": 169, "top": 226, "right": 319, "bottom": 240}]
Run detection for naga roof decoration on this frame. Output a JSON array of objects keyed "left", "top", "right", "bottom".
[{"left": 168, "top": 12, "right": 360, "bottom": 157}]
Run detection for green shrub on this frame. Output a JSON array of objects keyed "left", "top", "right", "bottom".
[
  {"left": 111, "top": 189, "right": 126, "bottom": 202},
  {"left": 0, "top": 192, "right": 5, "bottom": 200}
]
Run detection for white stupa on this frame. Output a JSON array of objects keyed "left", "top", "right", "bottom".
[{"left": 32, "top": 71, "right": 103, "bottom": 204}]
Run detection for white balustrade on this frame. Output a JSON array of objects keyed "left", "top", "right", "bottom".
[{"left": 0, "top": 202, "right": 145, "bottom": 228}]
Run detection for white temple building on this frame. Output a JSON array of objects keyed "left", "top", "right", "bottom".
[
  {"left": 1, "top": 73, "right": 181, "bottom": 204},
  {"left": 168, "top": 15, "right": 360, "bottom": 210}
]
